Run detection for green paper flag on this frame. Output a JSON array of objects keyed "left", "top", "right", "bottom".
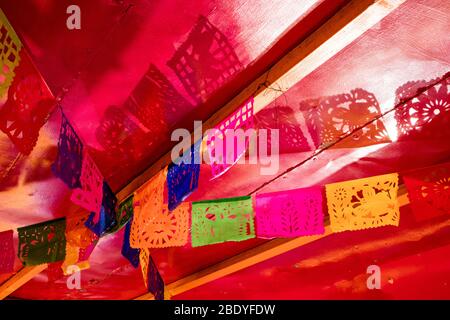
[
  {"left": 18, "top": 218, "right": 66, "bottom": 266},
  {"left": 191, "top": 196, "right": 255, "bottom": 247}
]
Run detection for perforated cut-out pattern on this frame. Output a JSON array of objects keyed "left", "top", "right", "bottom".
[
  {"left": 300, "top": 88, "right": 390, "bottom": 148},
  {"left": 395, "top": 77, "right": 450, "bottom": 139},
  {"left": 325, "top": 173, "right": 400, "bottom": 232},
  {"left": 206, "top": 98, "right": 254, "bottom": 179},
  {"left": 168, "top": 15, "right": 242, "bottom": 103},
  {"left": 404, "top": 162, "right": 450, "bottom": 221},
  {"left": 191, "top": 196, "right": 255, "bottom": 247},
  {"left": 131, "top": 169, "right": 190, "bottom": 248},
  {"left": 255, "top": 186, "right": 325, "bottom": 238},
  {"left": 255, "top": 105, "right": 311, "bottom": 154},
  {"left": 18, "top": 218, "right": 66, "bottom": 266},
  {"left": 70, "top": 151, "right": 103, "bottom": 215},
  {"left": 0, "top": 50, "right": 55, "bottom": 155}
]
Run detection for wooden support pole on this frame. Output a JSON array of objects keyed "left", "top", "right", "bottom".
[{"left": 0, "top": 265, "right": 48, "bottom": 300}]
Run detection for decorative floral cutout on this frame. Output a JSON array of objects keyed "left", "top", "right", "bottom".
[
  {"left": 52, "top": 113, "right": 83, "bottom": 188},
  {"left": 0, "top": 230, "right": 14, "bottom": 274},
  {"left": 325, "top": 173, "right": 400, "bottom": 232},
  {"left": 168, "top": 15, "right": 242, "bottom": 102},
  {"left": 0, "top": 50, "right": 55, "bottom": 155},
  {"left": 206, "top": 98, "right": 254, "bottom": 179},
  {"left": 121, "top": 220, "right": 140, "bottom": 268},
  {"left": 255, "top": 186, "right": 324, "bottom": 238},
  {"left": 191, "top": 196, "right": 255, "bottom": 247},
  {"left": 18, "top": 218, "right": 66, "bottom": 266},
  {"left": 403, "top": 162, "right": 450, "bottom": 221},
  {"left": 125, "top": 64, "right": 192, "bottom": 134},
  {"left": 135, "top": 203, "right": 189, "bottom": 248},
  {"left": 167, "top": 141, "right": 200, "bottom": 211},
  {"left": 299, "top": 88, "right": 390, "bottom": 148},
  {"left": 70, "top": 151, "right": 103, "bottom": 215},
  {"left": 0, "top": 9, "right": 22, "bottom": 98},
  {"left": 131, "top": 169, "right": 190, "bottom": 248},
  {"left": 139, "top": 248, "right": 164, "bottom": 300},
  {"left": 85, "top": 181, "right": 118, "bottom": 236},
  {"left": 106, "top": 194, "right": 134, "bottom": 234},
  {"left": 395, "top": 76, "right": 450, "bottom": 139},
  {"left": 255, "top": 105, "right": 311, "bottom": 153}
]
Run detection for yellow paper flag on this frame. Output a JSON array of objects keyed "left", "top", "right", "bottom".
[{"left": 326, "top": 173, "right": 400, "bottom": 232}]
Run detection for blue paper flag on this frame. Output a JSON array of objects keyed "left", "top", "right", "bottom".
[
  {"left": 167, "top": 141, "right": 200, "bottom": 211},
  {"left": 121, "top": 220, "right": 140, "bottom": 268}
]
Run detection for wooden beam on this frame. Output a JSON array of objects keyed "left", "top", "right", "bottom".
[
  {"left": 134, "top": 189, "right": 409, "bottom": 299},
  {"left": 117, "top": 0, "right": 405, "bottom": 201},
  {"left": 0, "top": 265, "right": 48, "bottom": 300},
  {"left": 166, "top": 227, "right": 332, "bottom": 297}
]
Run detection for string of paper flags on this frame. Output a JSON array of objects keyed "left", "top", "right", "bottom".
[{"left": 1, "top": 95, "right": 449, "bottom": 299}]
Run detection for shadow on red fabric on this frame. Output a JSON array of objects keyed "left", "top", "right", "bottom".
[
  {"left": 95, "top": 64, "right": 193, "bottom": 183},
  {"left": 167, "top": 15, "right": 243, "bottom": 103},
  {"left": 255, "top": 105, "right": 311, "bottom": 154},
  {"left": 299, "top": 88, "right": 390, "bottom": 149},
  {"left": 395, "top": 74, "right": 450, "bottom": 141},
  {"left": 124, "top": 63, "right": 192, "bottom": 134}
]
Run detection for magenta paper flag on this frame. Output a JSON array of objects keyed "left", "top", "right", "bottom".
[
  {"left": 255, "top": 186, "right": 325, "bottom": 238},
  {"left": 206, "top": 98, "right": 254, "bottom": 179}
]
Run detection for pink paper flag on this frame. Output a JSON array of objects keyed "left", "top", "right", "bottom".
[
  {"left": 206, "top": 98, "right": 254, "bottom": 179},
  {"left": 255, "top": 186, "right": 325, "bottom": 238}
]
